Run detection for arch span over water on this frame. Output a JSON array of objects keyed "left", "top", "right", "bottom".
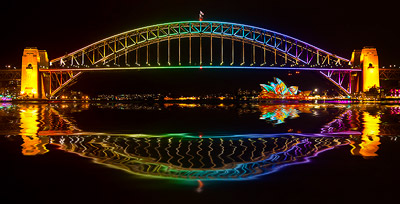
[
  {"left": 44, "top": 21, "right": 355, "bottom": 96},
  {"left": 50, "top": 21, "right": 349, "bottom": 67}
]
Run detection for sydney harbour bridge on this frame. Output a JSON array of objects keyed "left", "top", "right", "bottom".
[{"left": 6, "top": 20, "right": 385, "bottom": 99}]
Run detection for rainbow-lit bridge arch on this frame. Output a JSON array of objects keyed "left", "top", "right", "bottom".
[{"left": 44, "top": 21, "right": 359, "bottom": 96}]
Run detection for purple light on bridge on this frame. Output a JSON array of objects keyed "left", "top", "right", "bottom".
[{"left": 40, "top": 66, "right": 361, "bottom": 72}]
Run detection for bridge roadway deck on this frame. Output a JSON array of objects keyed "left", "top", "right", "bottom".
[{"left": 39, "top": 66, "right": 361, "bottom": 72}]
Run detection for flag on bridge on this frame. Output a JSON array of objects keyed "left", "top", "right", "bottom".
[{"left": 199, "top": 11, "right": 204, "bottom": 21}]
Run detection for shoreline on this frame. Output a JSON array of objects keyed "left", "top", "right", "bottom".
[{"left": 3, "top": 98, "right": 399, "bottom": 104}]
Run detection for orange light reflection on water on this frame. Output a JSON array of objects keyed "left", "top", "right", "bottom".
[
  {"left": 351, "top": 111, "right": 381, "bottom": 158},
  {"left": 196, "top": 180, "right": 204, "bottom": 193},
  {"left": 19, "top": 105, "right": 48, "bottom": 156}
]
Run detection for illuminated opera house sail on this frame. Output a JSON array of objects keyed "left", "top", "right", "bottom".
[{"left": 259, "top": 78, "right": 310, "bottom": 99}]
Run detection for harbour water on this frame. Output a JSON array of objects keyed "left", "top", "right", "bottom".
[{"left": 1, "top": 102, "right": 400, "bottom": 203}]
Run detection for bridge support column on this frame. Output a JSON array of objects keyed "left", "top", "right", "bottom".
[
  {"left": 351, "top": 47, "right": 380, "bottom": 93},
  {"left": 361, "top": 47, "right": 380, "bottom": 92},
  {"left": 20, "top": 47, "right": 49, "bottom": 99}
]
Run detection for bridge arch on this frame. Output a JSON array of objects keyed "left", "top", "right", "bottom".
[
  {"left": 51, "top": 21, "right": 349, "bottom": 67},
  {"left": 42, "top": 21, "right": 356, "bottom": 97}
]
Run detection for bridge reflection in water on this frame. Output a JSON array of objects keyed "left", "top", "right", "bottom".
[
  {"left": 11, "top": 103, "right": 389, "bottom": 181},
  {"left": 49, "top": 134, "right": 350, "bottom": 180}
]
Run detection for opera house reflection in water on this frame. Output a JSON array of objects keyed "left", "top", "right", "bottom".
[
  {"left": 259, "top": 104, "right": 310, "bottom": 124},
  {"left": 13, "top": 103, "right": 388, "bottom": 182}
]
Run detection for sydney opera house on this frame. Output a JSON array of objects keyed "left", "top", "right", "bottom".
[{"left": 259, "top": 78, "right": 311, "bottom": 99}]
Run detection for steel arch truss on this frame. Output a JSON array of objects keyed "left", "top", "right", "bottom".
[
  {"left": 319, "top": 70, "right": 352, "bottom": 94},
  {"left": 48, "top": 21, "right": 353, "bottom": 96},
  {"left": 43, "top": 71, "right": 82, "bottom": 97}
]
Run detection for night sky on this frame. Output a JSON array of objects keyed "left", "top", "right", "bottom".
[{"left": 1, "top": 0, "right": 398, "bottom": 95}]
